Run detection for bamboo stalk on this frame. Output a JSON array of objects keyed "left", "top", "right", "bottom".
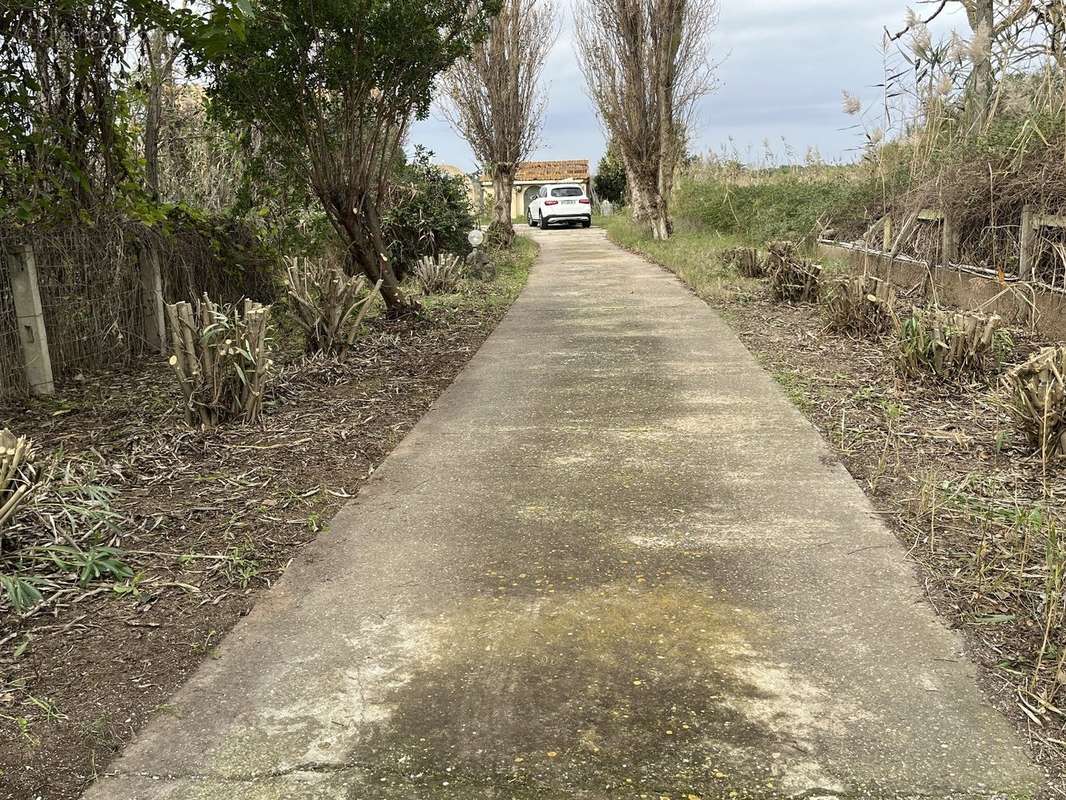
[{"left": 0, "top": 429, "right": 37, "bottom": 535}]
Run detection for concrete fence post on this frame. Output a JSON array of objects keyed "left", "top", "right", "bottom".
[
  {"left": 139, "top": 245, "right": 166, "bottom": 354},
  {"left": 1019, "top": 205, "right": 1035, "bottom": 281},
  {"left": 941, "top": 213, "right": 959, "bottom": 266},
  {"left": 7, "top": 244, "right": 55, "bottom": 395},
  {"left": 882, "top": 217, "right": 893, "bottom": 251}
]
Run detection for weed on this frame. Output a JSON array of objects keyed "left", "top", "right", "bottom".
[
  {"left": 41, "top": 545, "right": 133, "bottom": 586},
  {"left": 220, "top": 544, "right": 262, "bottom": 589},
  {"left": 0, "top": 575, "right": 42, "bottom": 613},
  {"left": 912, "top": 472, "right": 1065, "bottom": 714},
  {"left": 604, "top": 216, "right": 757, "bottom": 303},
  {"left": 772, "top": 369, "right": 813, "bottom": 413}
]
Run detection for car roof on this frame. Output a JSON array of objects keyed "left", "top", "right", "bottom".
[{"left": 545, "top": 183, "right": 585, "bottom": 190}]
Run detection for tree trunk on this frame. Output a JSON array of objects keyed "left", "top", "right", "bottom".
[
  {"left": 627, "top": 160, "right": 670, "bottom": 240},
  {"left": 143, "top": 29, "right": 170, "bottom": 198},
  {"left": 965, "top": 0, "right": 995, "bottom": 135},
  {"left": 647, "top": 189, "right": 670, "bottom": 241},
  {"left": 489, "top": 164, "right": 516, "bottom": 247},
  {"left": 334, "top": 204, "right": 412, "bottom": 315},
  {"left": 622, "top": 151, "right": 650, "bottom": 224},
  {"left": 655, "top": 148, "right": 675, "bottom": 241}
]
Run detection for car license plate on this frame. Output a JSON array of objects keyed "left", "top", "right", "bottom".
[{"left": 563, "top": 199, "right": 576, "bottom": 205}]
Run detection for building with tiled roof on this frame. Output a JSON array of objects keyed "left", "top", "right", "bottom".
[
  {"left": 479, "top": 160, "right": 591, "bottom": 219},
  {"left": 437, "top": 164, "right": 480, "bottom": 208}
]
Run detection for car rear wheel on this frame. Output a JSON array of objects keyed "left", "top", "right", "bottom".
[
  {"left": 581, "top": 220, "right": 591, "bottom": 228},
  {"left": 527, "top": 210, "right": 538, "bottom": 227}
]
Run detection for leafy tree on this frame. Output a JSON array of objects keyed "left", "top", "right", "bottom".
[
  {"left": 593, "top": 141, "right": 627, "bottom": 204},
  {"left": 0, "top": 0, "right": 247, "bottom": 226},
  {"left": 191, "top": 0, "right": 498, "bottom": 314},
  {"left": 383, "top": 147, "right": 475, "bottom": 279}
]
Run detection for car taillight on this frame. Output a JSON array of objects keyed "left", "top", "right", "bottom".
[
  {"left": 579, "top": 198, "right": 591, "bottom": 204},
  {"left": 544, "top": 199, "right": 559, "bottom": 206}
]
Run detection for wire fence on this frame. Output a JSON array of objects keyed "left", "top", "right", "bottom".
[
  {"left": 32, "top": 224, "right": 151, "bottom": 381},
  {"left": 958, "top": 223, "right": 1023, "bottom": 277},
  {"left": 0, "top": 257, "right": 27, "bottom": 396},
  {"left": 880, "top": 209, "right": 1066, "bottom": 291},
  {"left": 895, "top": 218, "right": 945, "bottom": 266},
  {"left": 0, "top": 217, "right": 279, "bottom": 399},
  {"left": 1035, "top": 226, "right": 1066, "bottom": 291}
]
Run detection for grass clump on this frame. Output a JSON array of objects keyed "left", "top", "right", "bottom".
[
  {"left": 284, "top": 255, "right": 382, "bottom": 356},
  {"left": 414, "top": 254, "right": 465, "bottom": 295},
  {"left": 824, "top": 275, "right": 897, "bottom": 336},
  {"left": 1003, "top": 346, "right": 1066, "bottom": 461},
  {"left": 895, "top": 307, "right": 1010, "bottom": 382},
  {"left": 719, "top": 246, "right": 764, "bottom": 278},
  {"left": 766, "top": 241, "right": 821, "bottom": 303},
  {"left": 166, "top": 297, "right": 274, "bottom": 429}
]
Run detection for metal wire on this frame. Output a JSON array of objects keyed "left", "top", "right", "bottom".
[
  {"left": 1034, "top": 227, "right": 1066, "bottom": 292},
  {"left": 28, "top": 224, "right": 150, "bottom": 382},
  {"left": 0, "top": 252, "right": 28, "bottom": 396},
  {"left": 0, "top": 217, "right": 273, "bottom": 397},
  {"left": 958, "top": 224, "right": 1023, "bottom": 277}
]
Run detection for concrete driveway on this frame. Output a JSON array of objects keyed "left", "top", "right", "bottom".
[{"left": 83, "top": 227, "right": 1040, "bottom": 799}]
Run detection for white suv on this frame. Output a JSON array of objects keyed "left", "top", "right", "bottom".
[{"left": 527, "top": 183, "right": 592, "bottom": 229}]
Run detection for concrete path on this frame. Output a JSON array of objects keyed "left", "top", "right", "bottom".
[{"left": 85, "top": 228, "right": 1039, "bottom": 800}]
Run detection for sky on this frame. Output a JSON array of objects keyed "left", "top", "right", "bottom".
[{"left": 409, "top": 0, "right": 971, "bottom": 173}]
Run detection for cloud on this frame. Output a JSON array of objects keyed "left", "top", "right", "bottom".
[{"left": 410, "top": 1, "right": 971, "bottom": 171}]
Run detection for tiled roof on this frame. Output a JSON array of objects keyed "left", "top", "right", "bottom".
[{"left": 482, "top": 160, "right": 589, "bottom": 183}]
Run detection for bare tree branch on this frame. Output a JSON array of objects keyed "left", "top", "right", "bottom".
[
  {"left": 575, "top": 0, "right": 718, "bottom": 240},
  {"left": 439, "top": 0, "right": 557, "bottom": 244}
]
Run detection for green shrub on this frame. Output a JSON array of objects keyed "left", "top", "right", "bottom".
[
  {"left": 383, "top": 147, "right": 475, "bottom": 280},
  {"left": 674, "top": 168, "right": 901, "bottom": 244}
]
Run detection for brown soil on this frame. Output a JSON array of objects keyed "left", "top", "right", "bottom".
[{"left": 0, "top": 281, "right": 524, "bottom": 800}]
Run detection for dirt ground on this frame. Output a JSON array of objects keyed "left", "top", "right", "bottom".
[
  {"left": 707, "top": 291, "right": 1066, "bottom": 793},
  {"left": 0, "top": 264, "right": 529, "bottom": 800},
  {"left": 606, "top": 216, "right": 1065, "bottom": 792}
]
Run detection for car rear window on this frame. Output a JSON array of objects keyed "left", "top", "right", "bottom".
[{"left": 551, "top": 187, "right": 583, "bottom": 198}]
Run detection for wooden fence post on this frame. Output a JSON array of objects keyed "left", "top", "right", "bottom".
[
  {"left": 7, "top": 244, "right": 55, "bottom": 395},
  {"left": 140, "top": 246, "right": 166, "bottom": 354},
  {"left": 1019, "top": 205, "right": 1036, "bottom": 281}
]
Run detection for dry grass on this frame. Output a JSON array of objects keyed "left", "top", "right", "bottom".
[
  {"left": 1004, "top": 345, "right": 1066, "bottom": 463},
  {"left": 766, "top": 241, "right": 821, "bottom": 303},
  {"left": 824, "top": 275, "right": 897, "bottom": 335}
]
